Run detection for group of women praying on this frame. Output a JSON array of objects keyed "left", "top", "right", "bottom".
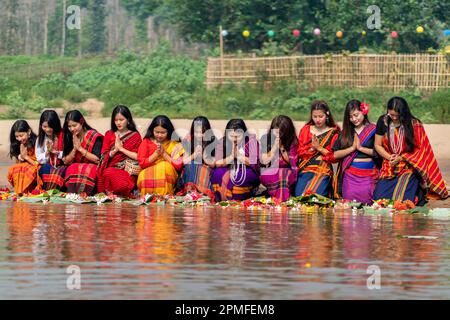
[{"left": 7, "top": 96, "right": 449, "bottom": 205}]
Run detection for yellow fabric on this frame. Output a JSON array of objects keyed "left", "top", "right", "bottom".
[
  {"left": 7, "top": 151, "right": 42, "bottom": 195},
  {"left": 137, "top": 140, "right": 184, "bottom": 195}
]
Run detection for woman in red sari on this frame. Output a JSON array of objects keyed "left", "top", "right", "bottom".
[
  {"left": 373, "top": 97, "right": 448, "bottom": 204},
  {"left": 63, "top": 110, "right": 103, "bottom": 195},
  {"left": 294, "top": 100, "right": 340, "bottom": 197},
  {"left": 97, "top": 105, "right": 142, "bottom": 197}
]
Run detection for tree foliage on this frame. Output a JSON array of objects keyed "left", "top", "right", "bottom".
[
  {"left": 120, "top": 0, "right": 449, "bottom": 54},
  {"left": 0, "top": 1, "right": 448, "bottom": 56}
]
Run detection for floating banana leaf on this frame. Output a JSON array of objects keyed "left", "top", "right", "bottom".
[
  {"left": 362, "top": 206, "right": 393, "bottom": 215},
  {"left": 406, "top": 206, "right": 430, "bottom": 214},
  {"left": 291, "top": 194, "right": 333, "bottom": 205},
  {"left": 19, "top": 197, "right": 46, "bottom": 203},
  {"left": 426, "top": 208, "right": 450, "bottom": 218}
]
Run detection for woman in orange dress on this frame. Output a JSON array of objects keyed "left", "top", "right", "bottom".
[{"left": 7, "top": 120, "right": 42, "bottom": 195}]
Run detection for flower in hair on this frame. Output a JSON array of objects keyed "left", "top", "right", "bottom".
[{"left": 360, "top": 102, "right": 370, "bottom": 115}]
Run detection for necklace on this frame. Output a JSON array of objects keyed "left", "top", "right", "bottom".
[
  {"left": 313, "top": 126, "right": 328, "bottom": 135},
  {"left": 230, "top": 146, "right": 247, "bottom": 186},
  {"left": 117, "top": 130, "right": 129, "bottom": 138},
  {"left": 389, "top": 124, "right": 404, "bottom": 154}
]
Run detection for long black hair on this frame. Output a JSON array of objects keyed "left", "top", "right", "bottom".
[
  {"left": 9, "top": 120, "right": 37, "bottom": 159},
  {"left": 63, "top": 110, "right": 94, "bottom": 156},
  {"left": 222, "top": 119, "right": 248, "bottom": 159},
  {"left": 188, "top": 116, "right": 216, "bottom": 156},
  {"left": 340, "top": 100, "right": 370, "bottom": 148},
  {"left": 306, "top": 100, "right": 337, "bottom": 128},
  {"left": 110, "top": 105, "right": 137, "bottom": 132},
  {"left": 386, "top": 96, "right": 419, "bottom": 153},
  {"left": 266, "top": 115, "right": 298, "bottom": 152},
  {"left": 144, "top": 115, "right": 178, "bottom": 141},
  {"left": 37, "top": 110, "right": 62, "bottom": 148}
]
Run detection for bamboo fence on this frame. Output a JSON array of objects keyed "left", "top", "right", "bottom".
[{"left": 206, "top": 54, "right": 450, "bottom": 91}]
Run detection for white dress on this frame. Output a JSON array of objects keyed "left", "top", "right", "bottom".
[{"left": 35, "top": 136, "right": 63, "bottom": 166}]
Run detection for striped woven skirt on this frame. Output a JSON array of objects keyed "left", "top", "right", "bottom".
[
  {"left": 211, "top": 166, "right": 260, "bottom": 202},
  {"left": 373, "top": 171, "right": 424, "bottom": 204},
  {"left": 137, "top": 161, "right": 178, "bottom": 196},
  {"left": 39, "top": 164, "right": 67, "bottom": 190},
  {"left": 65, "top": 163, "right": 98, "bottom": 195},
  {"left": 260, "top": 167, "right": 297, "bottom": 202},
  {"left": 179, "top": 163, "right": 214, "bottom": 199}
]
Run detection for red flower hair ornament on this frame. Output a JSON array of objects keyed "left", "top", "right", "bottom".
[{"left": 360, "top": 102, "right": 370, "bottom": 115}]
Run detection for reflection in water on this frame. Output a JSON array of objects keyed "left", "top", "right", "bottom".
[{"left": 0, "top": 202, "right": 449, "bottom": 299}]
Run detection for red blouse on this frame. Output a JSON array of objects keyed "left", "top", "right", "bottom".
[
  {"left": 297, "top": 124, "right": 339, "bottom": 163},
  {"left": 137, "top": 138, "right": 183, "bottom": 171}
]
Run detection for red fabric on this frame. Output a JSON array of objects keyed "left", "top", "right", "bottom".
[
  {"left": 346, "top": 166, "right": 378, "bottom": 177},
  {"left": 297, "top": 125, "right": 316, "bottom": 161},
  {"left": 97, "top": 130, "right": 142, "bottom": 194},
  {"left": 137, "top": 139, "right": 183, "bottom": 171},
  {"left": 100, "top": 130, "right": 141, "bottom": 167},
  {"left": 379, "top": 120, "right": 448, "bottom": 199},
  {"left": 64, "top": 130, "right": 102, "bottom": 196},
  {"left": 379, "top": 122, "right": 411, "bottom": 178},
  {"left": 101, "top": 167, "right": 136, "bottom": 196},
  {"left": 65, "top": 163, "right": 98, "bottom": 195},
  {"left": 402, "top": 122, "right": 448, "bottom": 199},
  {"left": 171, "top": 155, "right": 183, "bottom": 171},
  {"left": 56, "top": 131, "right": 64, "bottom": 151},
  {"left": 297, "top": 124, "right": 339, "bottom": 163},
  {"left": 137, "top": 138, "right": 158, "bottom": 169},
  {"left": 46, "top": 131, "right": 64, "bottom": 167},
  {"left": 74, "top": 130, "right": 103, "bottom": 163}
]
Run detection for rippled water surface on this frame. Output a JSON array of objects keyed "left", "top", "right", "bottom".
[{"left": 0, "top": 202, "right": 449, "bottom": 299}]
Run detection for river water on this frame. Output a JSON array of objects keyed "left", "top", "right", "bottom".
[{"left": 0, "top": 201, "right": 449, "bottom": 299}]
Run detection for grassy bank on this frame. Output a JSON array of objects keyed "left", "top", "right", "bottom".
[{"left": 0, "top": 47, "right": 449, "bottom": 123}]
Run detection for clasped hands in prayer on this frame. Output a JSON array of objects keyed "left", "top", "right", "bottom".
[
  {"left": 19, "top": 144, "right": 29, "bottom": 161},
  {"left": 45, "top": 138, "right": 60, "bottom": 158},
  {"left": 231, "top": 142, "right": 246, "bottom": 164},
  {"left": 109, "top": 133, "right": 124, "bottom": 156},
  {"left": 388, "top": 153, "right": 403, "bottom": 166}
]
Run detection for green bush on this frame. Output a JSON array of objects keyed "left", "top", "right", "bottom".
[
  {"left": 420, "top": 90, "right": 450, "bottom": 123},
  {"left": 63, "top": 84, "right": 86, "bottom": 103},
  {"left": 283, "top": 97, "right": 310, "bottom": 112},
  {"left": 32, "top": 73, "right": 66, "bottom": 100},
  {"left": 1, "top": 91, "right": 27, "bottom": 119},
  {"left": 27, "top": 96, "right": 48, "bottom": 113},
  {"left": 0, "top": 77, "right": 14, "bottom": 103},
  {"left": 0, "top": 49, "right": 449, "bottom": 124}
]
